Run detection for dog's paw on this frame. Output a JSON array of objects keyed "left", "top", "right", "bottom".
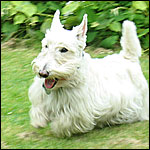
[
  {"left": 30, "top": 120, "right": 47, "bottom": 128},
  {"left": 29, "top": 107, "right": 49, "bottom": 128}
]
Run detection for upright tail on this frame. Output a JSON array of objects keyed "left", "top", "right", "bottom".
[{"left": 120, "top": 20, "right": 141, "bottom": 61}]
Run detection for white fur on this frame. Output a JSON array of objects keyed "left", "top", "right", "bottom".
[{"left": 28, "top": 10, "right": 149, "bottom": 137}]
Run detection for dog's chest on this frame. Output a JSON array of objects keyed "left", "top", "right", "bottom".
[{"left": 47, "top": 87, "right": 88, "bottom": 119}]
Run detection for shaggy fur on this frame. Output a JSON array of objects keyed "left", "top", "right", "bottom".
[{"left": 28, "top": 10, "right": 149, "bottom": 137}]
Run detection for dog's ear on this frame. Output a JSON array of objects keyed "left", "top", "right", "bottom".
[
  {"left": 50, "top": 9, "right": 64, "bottom": 31},
  {"left": 73, "top": 14, "right": 88, "bottom": 41}
]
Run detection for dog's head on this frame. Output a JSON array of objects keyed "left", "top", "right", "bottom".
[{"left": 32, "top": 10, "right": 88, "bottom": 91}]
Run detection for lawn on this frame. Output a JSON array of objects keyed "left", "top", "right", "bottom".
[{"left": 1, "top": 40, "right": 149, "bottom": 149}]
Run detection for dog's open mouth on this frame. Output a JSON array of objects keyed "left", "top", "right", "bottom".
[{"left": 44, "top": 78, "right": 58, "bottom": 89}]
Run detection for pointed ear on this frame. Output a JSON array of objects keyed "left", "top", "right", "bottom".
[
  {"left": 50, "top": 9, "right": 64, "bottom": 31},
  {"left": 73, "top": 14, "right": 88, "bottom": 41}
]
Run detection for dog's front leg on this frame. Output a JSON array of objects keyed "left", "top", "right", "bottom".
[
  {"left": 28, "top": 77, "right": 49, "bottom": 128},
  {"left": 50, "top": 113, "right": 94, "bottom": 137}
]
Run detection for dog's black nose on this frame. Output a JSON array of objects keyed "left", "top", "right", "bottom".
[{"left": 39, "top": 70, "right": 49, "bottom": 78}]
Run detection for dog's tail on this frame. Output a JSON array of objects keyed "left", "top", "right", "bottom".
[{"left": 120, "top": 20, "right": 141, "bottom": 61}]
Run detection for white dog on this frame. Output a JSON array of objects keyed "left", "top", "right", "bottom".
[{"left": 28, "top": 10, "right": 149, "bottom": 137}]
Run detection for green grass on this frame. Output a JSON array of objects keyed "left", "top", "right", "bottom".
[{"left": 1, "top": 40, "right": 149, "bottom": 149}]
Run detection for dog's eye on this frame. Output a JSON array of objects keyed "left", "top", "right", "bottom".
[
  {"left": 45, "top": 45, "right": 48, "bottom": 48},
  {"left": 60, "top": 48, "right": 68, "bottom": 53}
]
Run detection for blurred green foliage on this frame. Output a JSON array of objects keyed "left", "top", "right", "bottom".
[{"left": 1, "top": 1, "right": 149, "bottom": 51}]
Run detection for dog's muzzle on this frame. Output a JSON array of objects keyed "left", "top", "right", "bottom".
[{"left": 39, "top": 70, "right": 58, "bottom": 94}]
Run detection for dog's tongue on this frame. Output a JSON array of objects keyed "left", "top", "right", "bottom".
[{"left": 45, "top": 79, "right": 56, "bottom": 89}]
